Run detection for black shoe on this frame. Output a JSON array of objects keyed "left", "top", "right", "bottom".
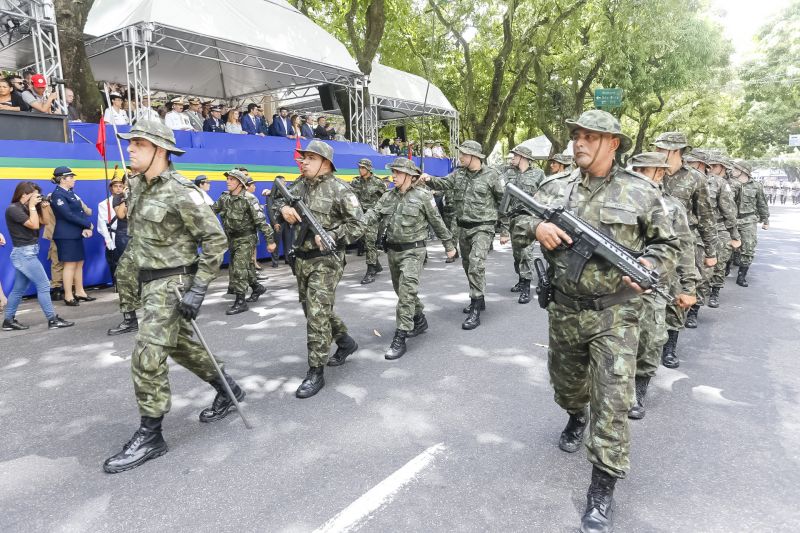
[
  {"left": 199, "top": 372, "right": 246, "bottom": 423},
  {"left": 408, "top": 313, "right": 428, "bottom": 338},
  {"left": 385, "top": 329, "right": 408, "bottom": 360},
  {"left": 559, "top": 409, "right": 587, "bottom": 453},
  {"left": 226, "top": 294, "right": 248, "bottom": 315},
  {"left": 48, "top": 315, "right": 74, "bottom": 329},
  {"left": 75, "top": 294, "right": 97, "bottom": 302},
  {"left": 445, "top": 250, "right": 458, "bottom": 263},
  {"left": 296, "top": 366, "right": 325, "bottom": 398},
  {"left": 361, "top": 265, "right": 377, "bottom": 285},
  {"left": 327, "top": 334, "right": 358, "bottom": 367},
  {"left": 580, "top": 466, "right": 616, "bottom": 533},
  {"left": 108, "top": 311, "right": 138, "bottom": 336},
  {"left": 708, "top": 286, "right": 720, "bottom": 308},
  {"left": 628, "top": 376, "right": 650, "bottom": 420},
  {"left": 510, "top": 279, "right": 522, "bottom": 292},
  {"left": 374, "top": 262, "right": 383, "bottom": 273},
  {"left": 246, "top": 283, "right": 267, "bottom": 302},
  {"left": 684, "top": 304, "right": 699, "bottom": 329},
  {"left": 518, "top": 279, "right": 532, "bottom": 304},
  {"left": 462, "top": 298, "right": 481, "bottom": 330},
  {"left": 736, "top": 266, "right": 749, "bottom": 287},
  {"left": 462, "top": 296, "right": 486, "bottom": 314},
  {"left": 50, "top": 288, "right": 64, "bottom": 302},
  {"left": 271, "top": 261, "right": 279, "bottom": 268},
  {"left": 2, "top": 317, "right": 29, "bottom": 331},
  {"left": 64, "top": 298, "right": 79, "bottom": 306},
  {"left": 661, "top": 330, "right": 679, "bottom": 369},
  {"left": 103, "top": 416, "right": 168, "bottom": 474}
]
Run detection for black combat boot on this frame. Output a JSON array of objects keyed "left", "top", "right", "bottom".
[
  {"left": 736, "top": 266, "right": 749, "bottom": 287},
  {"left": 661, "top": 330, "right": 679, "bottom": 369},
  {"left": 684, "top": 304, "right": 699, "bottom": 329},
  {"left": 246, "top": 282, "right": 267, "bottom": 302},
  {"left": 2, "top": 317, "right": 29, "bottom": 331},
  {"left": 107, "top": 311, "right": 138, "bottom": 336},
  {"left": 518, "top": 280, "right": 532, "bottom": 304},
  {"left": 361, "top": 265, "right": 376, "bottom": 285},
  {"left": 357, "top": 239, "right": 365, "bottom": 256},
  {"left": 461, "top": 298, "right": 482, "bottom": 330},
  {"left": 103, "top": 416, "right": 168, "bottom": 474},
  {"left": 463, "top": 296, "right": 486, "bottom": 314},
  {"left": 724, "top": 258, "right": 732, "bottom": 276},
  {"left": 385, "top": 329, "right": 409, "bottom": 360},
  {"left": 327, "top": 334, "right": 358, "bottom": 367},
  {"left": 296, "top": 366, "right": 325, "bottom": 398},
  {"left": 445, "top": 249, "right": 459, "bottom": 263},
  {"left": 374, "top": 261, "right": 383, "bottom": 274},
  {"left": 627, "top": 376, "right": 651, "bottom": 420},
  {"left": 732, "top": 250, "right": 741, "bottom": 266},
  {"left": 408, "top": 312, "right": 428, "bottom": 337},
  {"left": 559, "top": 409, "right": 587, "bottom": 453},
  {"left": 510, "top": 277, "right": 523, "bottom": 292},
  {"left": 199, "top": 372, "right": 246, "bottom": 422},
  {"left": 580, "top": 466, "right": 617, "bottom": 533},
  {"left": 226, "top": 294, "right": 248, "bottom": 315},
  {"left": 708, "top": 286, "right": 720, "bottom": 308},
  {"left": 48, "top": 315, "right": 74, "bottom": 329}
]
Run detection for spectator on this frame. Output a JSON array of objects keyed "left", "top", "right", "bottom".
[
  {"left": 0, "top": 232, "right": 6, "bottom": 311},
  {"left": 23, "top": 68, "right": 34, "bottom": 90},
  {"left": 201, "top": 100, "right": 212, "bottom": 119},
  {"left": 288, "top": 114, "right": 304, "bottom": 139},
  {"left": 194, "top": 175, "right": 215, "bottom": 206},
  {"left": 96, "top": 175, "right": 126, "bottom": 280},
  {"left": 21, "top": 73, "right": 59, "bottom": 114},
  {"left": 7, "top": 75, "right": 30, "bottom": 111},
  {"left": 432, "top": 141, "right": 446, "bottom": 158},
  {"left": 257, "top": 107, "right": 271, "bottom": 135},
  {"left": 423, "top": 141, "right": 433, "bottom": 158},
  {"left": 225, "top": 109, "right": 245, "bottom": 134},
  {"left": 269, "top": 106, "right": 294, "bottom": 137},
  {"left": 241, "top": 103, "right": 264, "bottom": 135},
  {"left": 65, "top": 88, "right": 80, "bottom": 120},
  {"left": 136, "top": 94, "right": 161, "bottom": 123},
  {"left": 2, "top": 181, "right": 74, "bottom": 331},
  {"left": 389, "top": 137, "right": 402, "bottom": 155},
  {"left": 103, "top": 92, "right": 129, "bottom": 125},
  {"left": 0, "top": 79, "right": 24, "bottom": 111},
  {"left": 299, "top": 115, "right": 315, "bottom": 138},
  {"left": 379, "top": 138, "right": 392, "bottom": 155},
  {"left": 164, "top": 98, "right": 193, "bottom": 130},
  {"left": 203, "top": 104, "right": 225, "bottom": 132},
  {"left": 50, "top": 166, "right": 95, "bottom": 306},
  {"left": 313, "top": 116, "right": 336, "bottom": 140},
  {"left": 183, "top": 97, "right": 204, "bottom": 131},
  {"left": 110, "top": 176, "right": 132, "bottom": 270}
]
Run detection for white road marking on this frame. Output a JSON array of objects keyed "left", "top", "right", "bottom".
[{"left": 313, "top": 443, "right": 447, "bottom": 533}]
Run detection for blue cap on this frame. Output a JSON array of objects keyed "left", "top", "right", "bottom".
[
  {"left": 53, "top": 166, "right": 76, "bottom": 178},
  {"left": 194, "top": 175, "right": 208, "bottom": 185}
]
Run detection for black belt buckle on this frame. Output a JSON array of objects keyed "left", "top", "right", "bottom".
[{"left": 575, "top": 297, "right": 601, "bottom": 311}]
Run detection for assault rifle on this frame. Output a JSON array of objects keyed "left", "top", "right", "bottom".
[
  {"left": 272, "top": 177, "right": 337, "bottom": 253},
  {"left": 501, "top": 183, "right": 672, "bottom": 301}
]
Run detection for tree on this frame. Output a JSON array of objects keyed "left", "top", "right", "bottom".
[{"left": 54, "top": 0, "right": 102, "bottom": 122}]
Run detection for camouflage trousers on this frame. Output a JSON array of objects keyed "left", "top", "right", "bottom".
[
  {"left": 548, "top": 300, "right": 640, "bottom": 478},
  {"left": 459, "top": 225, "right": 494, "bottom": 299},
  {"left": 737, "top": 218, "right": 758, "bottom": 267},
  {"left": 694, "top": 238, "right": 711, "bottom": 305},
  {"left": 47, "top": 240, "right": 62, "bottom": 288},
  {"left": 132, "top": 275, "right": 221, "bottom": 417},
  {"left": 364, "top": 223, "right": 381, "bottom": 266},
  {"left": 388, "top": 247, "right": 427, "bottom": 331},
  {"left": 510, "top": 216, "right": 535, "bottom": 281},
  {"left": 710, "top": 226, "right": 732, "bottom": 288},
  {"left": 228, "top": 235, "right": 258, "bottom": 294},
  {"left": 115, "top": 245, "right": 141, "bottom": 313},
  {"left": 635, "top": 294, "right": 668, "bottom": 378},
  {"left": 295, "top": 253, "right": 347, "bottom": 367},
  {"left": 443, "top": 209, "right": 458, "bottom": 253}
]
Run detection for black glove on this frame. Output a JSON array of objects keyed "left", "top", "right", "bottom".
[{"left": 177, "top": 283, "right": 208, "bottom": 320}]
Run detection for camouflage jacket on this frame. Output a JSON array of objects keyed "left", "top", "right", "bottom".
[
  {"left": 663, "top": 164, "right": 718, "bottom": 258},
  {"left": 705, "top": 173, "right": 740, "bottom": 240},
  {"left": 663, "top": 192, "right": 698, "bottom": 296},
  {"left": 426, "top": 163, "right": 509, "bottom": 236},
  {"left": 504, "top": 166, "right": 546, "bottom": 218},
  {"left": 272, "top": 172, "right": 365, "bottom": 252},
  {"left": 527, "top": 165, "right": 679, "bottom": 298},
  {"left": 128, "top": 167, "right": 226, "bottom": 286},
  {"left": 350, "top": 174, "right": 388, "bottom": 211},
  {"left": 212, "top": 191, "right": 274, "bottom": 243},
  {"left": 738, "top": 179, "right": 770, "bottom": 224},
  {"left": 363, "top": 185, "right": 454, "bottom": 251}
]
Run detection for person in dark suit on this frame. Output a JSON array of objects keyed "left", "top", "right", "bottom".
[
  {"left": 202, "top": 105, "right": 226, "bottom": 132},
  {"left": 50, "top": 166, "right": 96, "bottom": 306},
  {"left": 299, "top": 115, "right": 315, "bottom": 139},
  {"left": 313, "top": 116, "right": 336, "bottom": 140},
  {"left": 241, "top": 103, "right": 264, "bottom": 136},
  {"left": 269, "top": 107, "right": 294, "bottom": 137}
]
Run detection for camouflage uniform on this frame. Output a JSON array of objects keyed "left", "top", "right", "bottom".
[
  {"left": 351, "top": 159, "right": 389, "bottom": 283},
  {"left": 706, "top": 156, "right": 741, "bottom": 292},
  {"left": 734, "top": 161, "right": 769, "bottom": 286}
]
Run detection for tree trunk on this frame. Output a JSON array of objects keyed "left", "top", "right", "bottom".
[{"left": 55, "top": 0, "right": 101, "bottom": 123}]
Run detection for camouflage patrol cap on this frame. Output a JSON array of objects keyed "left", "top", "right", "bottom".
[
  {"left": 386, "top": 157, "right": 421, "bottom": 176},
  {"left": 706, "top": 152, "right": 733, "bottom": 169},
  {"left": 118, "top": 119, "right": 186, "bottom": 155},
  {"left": 510, "top": 144, "right": 535, "bottom": 161},
  {"left": 565, "top": 110, "right": 632, "bottom": 153},
  {"left": 629, "top": 151, "right": 670, "bottom": 169},
  {"left": 456, "top": 140, "right": 486, "bottom": 159},
  {"left": 548, "top": 153, "right": 574, "bottom": 165},
  {"left": 683, "top": 149, "right": 710, "bottom": 164},
  {"left": 297, "top": 140, "right": 336, "bottom": 171},
  {"left": 357, "top": 158, "right": 373, "bottom": 171},
  {"left": 223, "top": 168, "right": 249, "bottom": 187},
  {"left": 651, "top": 131, "right": 692, "bottom": 151},
  {"left": 733, "top": 160, "right": 753, "bottom": 176}
]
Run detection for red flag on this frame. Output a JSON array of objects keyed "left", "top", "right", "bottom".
[
  {"left": 294, "top": 136, "right": 303, "bottom": 171},
  {"left": 95, "top": 115, "right": 107, "bottom": 159}
]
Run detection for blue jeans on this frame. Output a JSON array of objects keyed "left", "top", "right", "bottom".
[{"left": 4, "top": 244, "right": 56, "bottom": 321}]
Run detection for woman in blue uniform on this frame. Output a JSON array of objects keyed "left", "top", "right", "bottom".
[{"left": 50, "top": 166, "right": 96, "bottom": 306}]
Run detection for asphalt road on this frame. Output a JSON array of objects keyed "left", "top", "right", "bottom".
[{"left": 2, "top": 205, "right": 799, "bottom": 533}]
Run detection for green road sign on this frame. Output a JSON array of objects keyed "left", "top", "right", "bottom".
[{"left": 594, "top": 88, "right": 623, "bottom": 108}]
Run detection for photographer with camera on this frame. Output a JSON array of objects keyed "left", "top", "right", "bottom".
[
  {"left": 2, "top": 182, "right": 74, "bottom": 331},
  {"left": 20, "top": 73, "right": 60, "bottom": 114}
]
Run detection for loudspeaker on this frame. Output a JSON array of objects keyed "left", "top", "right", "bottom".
[
  {"left": 395, "top": 125, "right": 406, "bottom": 141},
  {"left": 318, "top": 84, "right": 338, "bottom": 111}
]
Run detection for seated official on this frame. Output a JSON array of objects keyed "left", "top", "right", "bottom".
[{"left": 203, "top": 105, "right": 226, "bottom": 132}]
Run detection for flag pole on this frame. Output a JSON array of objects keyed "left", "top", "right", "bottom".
[{"left": 99, "top": 106, "right": 111, "bottom": 223}]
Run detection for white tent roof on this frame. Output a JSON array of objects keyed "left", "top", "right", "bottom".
[
  {"left": 369, "top": 62, "right": 456, "bottom": 119},
  {"left": 84, "top": 0, "right": 362, "bottom": 98}
]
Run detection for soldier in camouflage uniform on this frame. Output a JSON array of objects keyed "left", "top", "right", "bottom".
[
  {"left": 705, "top": 153, "right": 741, "bottom": 308},
  {"left": 362, "top": 158, "right": 455, "bottom": 359},
  {"left": 504, "top": 145, "right": 545, "bottom": 304},
  {"left": 524, "top": 111, "right": 679, "bottom": 533},
  {"left": 627, "top": 152, "right": 697, "bottom": 417},
  {"left": 424, "top": 140, "right": 509, "bottom": 330},
  {"left": 547, "top": 153, "right": 574, "bottom": 175},
  {"left": 212, "top": 169, "right": 276, "bottom": 315},
  {"left": 103, "top": 121, "right": 245, "bottom": 474},
  {"left": 272, "top": 140, "right": 365, "bottom": 398},
  {"left": 732, "top": 160, "right": 769, "bottom": 287},
  {"left": 351, "top": 158, "right": 388, "bottom": 284}
]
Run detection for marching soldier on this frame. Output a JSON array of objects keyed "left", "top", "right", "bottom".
[
  {"left": 212, "top": 169, "right": 276, "bottom": 315},
  {"left": 732, "top": 160, "right": 769, "bottom": 287},
  {"left": 272, "top": 140, "right": 365, "bottom": 398},
  {"left": 423, "top": 140, "right": 509, "bottom": 330},
  {"left": 705, "top": 153, "right": 741, "bottom": 308},
  {"left": 547, "top": 153, "right": 574, "bottom": 175},
  {"left": 351, "top": 158, "right": 388, "bottom": 284},
  {"left": 103, "top": 120, "right": 245, "bottom": 474},
  {"left": 526, "top": 111, "right": 678, "bottom": 533}
]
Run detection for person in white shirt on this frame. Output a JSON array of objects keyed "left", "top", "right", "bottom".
[
  {"left": 96, "top": 177, "right": 125, "bottom": 278},
  {"left": 193, "top": 175, "right": 215, "bottom": 206},
  {"left": 164, "top": 98, "right": 193, "bottom": 130},
  {"left": 135, "top": 94, "right": 161, "bottom": 123},
  {"left": 423, "top": 141, "right": 434, "bottom": 158},
  {"left": 103, "top": 92, "right": 129, "bottom": 125},
  {"left": 432, "top": 141, "right": 446, "bottom": 159}
]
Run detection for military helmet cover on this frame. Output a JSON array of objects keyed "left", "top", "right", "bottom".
[
  {"left": 651, "top": 131, "right": 692, "bottom": 152},
  {"left": 223, "top": 168, "right": 249, "bottom": 187},
  {"left": 456, "top": 140, "right": 486, "bottom": 159},
  {"left": 548, "top": 153, "right": 574, "bottom": 165},
  {"left": 386, "top": 157, "right": 422, "bottom": 177},
  {"left": 629, "top": 151, "right": 670, "bottom": 168},
  {"left": 357, "top": 158, "right": 373, "bottom": 171},
  {"left": 683, "top": 148, "right": 710, "bottom": 164},
  {"left": 117, "top": 120, "right": 186, "bottom": 154},
  {"left": 565, "top": 110, "right": 632, "bottom": 153},
  {"left": 296, "top": 140, "right": 337, "bottom": 172},
  {"left": 734, "top": 159, "right": 753, "bottom": 175},
  {"left": 510, "top": 144, "right": 535, "bottom": 161}
]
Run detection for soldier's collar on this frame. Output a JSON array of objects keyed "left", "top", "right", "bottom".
[{"left": 580, "top": 162, "right": 618, "bottom": 184}]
